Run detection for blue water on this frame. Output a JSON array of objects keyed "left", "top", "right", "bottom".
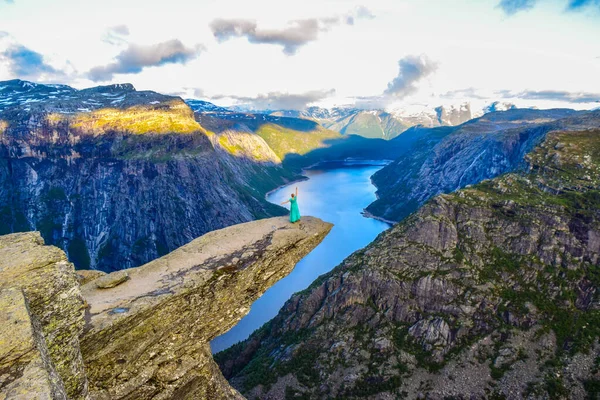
[{"left": 210, "top": 163, "right": 391, "bottom": 353}]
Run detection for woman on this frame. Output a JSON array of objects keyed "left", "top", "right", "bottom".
[{"left": 281, "top": 187, "right": 301, "bottom": 223}]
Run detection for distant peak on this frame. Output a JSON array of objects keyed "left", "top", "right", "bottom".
[
  {"left": 111, "top": 83, "right": 136, "bottom": 91},
  {"left": 0, "top": 80, "right": 76, "bottom": 98},
  {"left": 81, "top": 83, "right": 136, "bottom": 93},
  {"left": 0, "top": 79, "right": 32, "bottom": 85},
  {"left": 0, "top": 79, "right": 38, "bottom": 90}
]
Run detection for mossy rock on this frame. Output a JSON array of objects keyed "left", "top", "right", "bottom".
[{"left": 94, "top": 270, "right": 129, "bottom": 289}]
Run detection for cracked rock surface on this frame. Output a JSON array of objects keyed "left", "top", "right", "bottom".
[{"left": 1, "top": 216, "right": 331, "bottom": 399}]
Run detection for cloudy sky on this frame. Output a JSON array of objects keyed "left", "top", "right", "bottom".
[{"left": 0, "top": 0, "right": 599, "bottom": 110}]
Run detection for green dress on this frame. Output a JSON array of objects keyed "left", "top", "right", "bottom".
[{"left": 289, "top": 196, "right": 301, "bottom": 223}]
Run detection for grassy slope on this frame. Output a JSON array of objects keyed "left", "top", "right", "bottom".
[
  {"left": 254, "top": 123, "right": 342, "bottom": 159},
  {"left": 48, "top": 101, "right": 205, "bottom": 136}
]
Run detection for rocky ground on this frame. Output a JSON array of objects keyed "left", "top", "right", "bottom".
[
  {"left": 216, "top": 129, "right": 600, "bottom": 399},
  {"left": 0, "top": 216, "right": 332, "bottom": 399}
]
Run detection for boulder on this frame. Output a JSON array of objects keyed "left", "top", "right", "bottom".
[
  {"left": 75, "top": 271, "right": 106, "bottom": 286},
  {"left": 93, "top": 271, "right": 128, "bottom": 289}
]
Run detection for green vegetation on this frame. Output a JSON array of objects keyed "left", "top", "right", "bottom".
[
  {"left": 489, "top": 348, "right": 512, "bottom": 381},
  {"left": 214, "top": 325, "right": 320, "bottom": 393},
  {"left": 110, "top": 130, "right": 212, "bottom": 161},
  {"left": 487, "top": 391, "right": 508, "bottom": 400},
  {"left": 44, "top": 187, "right": 67, "bottom": 202},
  {"left": 285, "top": 387, "right": 310, "bottom": 400},
  {"left": 446, "top": 130, "right": 600, "bottom": 357},
  {"left": 255, "top": 123, "right": 342, "bottom": 159},
  {"left": 343, "top": 375, "right": 404, "bottom": 397},
  {"left": 67, "top": 237, "right": 91, "bottom": 270},
  {"left": 583, "top": 378, "right": 600, "bottom": 400},
  {"left": 48, "top": 102, "right": 204, "bottom": 135},
  {"left": 543, "top": 373, "right": 569, "bottom": 399},
  {"left": 0, "top": 120, "right": 8, "bottom": 135},
  {"left": 214, "top": 132, "right": 280, "bottom": 163},
  {"left": 0, "top": 206, "right": 30, "bottom": 235},
  {"left": 326, "top": 111, "right": 409, "bottom": 140},
  {"left": 336, "top": 113, "right": 386, "bottom": 139},
  {"left": 392, "top": 325, "right": 444, "bottom": 372},
  {"left": 217, "top": 135, "right": 244, "bottom": 155},
  {"left": 498, "top": 286, "right": 600, "bottom": 355}
]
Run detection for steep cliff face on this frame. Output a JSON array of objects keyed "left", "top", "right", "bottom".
[
  {"left": 216, "top": 129, "right": 600, "bottom": 399},
  {"left": 194, "top": 111, "right": 409, "bottom": 170},
  {"left": 0, "top": 80, "right": 294, "bottom": 271},
  {"left": 0, "top": 217, "right": 332, "bottom": 400},
  {"left": 366, "top": 108, "right": 592, "bottom": 222},
  {"left": 204, "top": 123, "right": 300, "bottom": 198}
]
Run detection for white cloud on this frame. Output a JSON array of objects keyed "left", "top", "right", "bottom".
[
  {"left": 0, "top": 0, "right": 598, "bottom": 110},
  {"left": 87, "top": 39, "right": 203, "bottom": 82},
  {"left": 209, "top": 7, "right": 374, "bottom": 55},
  {"left": 212, "top": 89, "right": 336, "bottom": 110}
]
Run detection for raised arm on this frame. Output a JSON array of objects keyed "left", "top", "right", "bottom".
[{"left": 296, "top": 187, "right": 298, "bottom": 197}]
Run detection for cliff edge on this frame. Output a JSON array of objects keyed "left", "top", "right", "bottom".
[{"left": 0, "top": 216, "right": 332, "bottom": 399}]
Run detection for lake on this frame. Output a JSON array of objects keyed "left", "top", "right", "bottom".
[{"left": 210, "top": 162, "right": 391, "bottom": 353}]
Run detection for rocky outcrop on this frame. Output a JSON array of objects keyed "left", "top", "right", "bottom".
[
  {"left": 0, "top": 288, "right": 65, "bottom": 400},
  {"left": 216, "top": 129, "right": 600, "bottom": 399},
  {"left": 79, "top": 216, "right": 332, "bottom": 399},
  {"left": 0, "top": 80, "right": 296, "bottom": 271},
  {"left": 0, "top": 232, "right": 87, "bottom": 399},
  {"left": 367, "top": 108, "right": 592, "bottom": 222},
  {"left": 0, "top": 216, "right": 332, "bottom": 399}
]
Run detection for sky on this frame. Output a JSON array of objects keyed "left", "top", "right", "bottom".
[{"left": 0, "top": 0, "right": 599, "bottom": 111}]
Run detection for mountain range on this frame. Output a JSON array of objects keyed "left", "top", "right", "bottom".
[
  {"left": 0, "top": 80, "right": 298, "bottom": 271},
  {"left": 1, "top": 78, "right": 599, "bottom": 400},
  {"left": 0, "top": 79, "right": 409, "bottom": 271},
  {"left": 0, "top": 79, "right": 589, "bottom": 273},
  {"left": 216, "top": 111, "right": 600, "bottom": 399},
  {"left": 366, "top": 108, "right": 584, "bottom": 222},
  {"left": 233, "top": 101, "right": 517, "bottom": 140}
]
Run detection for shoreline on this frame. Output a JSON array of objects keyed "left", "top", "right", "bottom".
[
  {"left": 264, "top": 176, "right": 309, "bottom": 199},
  {"left": 266, "top": 159, "right": 390, "bottom": 200},
  {"left": 361, "top": 209, "right": 397, "bottom": 225},
  {"left": 369, "top": 174, "right": 381, "bottom": 200},
  {"left": 301, "top": 158, "right": 393, "bottom": 172},
  {"left": 266, "top": 160, "right": 395, "bottom": 227},
  {"left": 216, "top": 161, "right": 393, "bottom": 351}
]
